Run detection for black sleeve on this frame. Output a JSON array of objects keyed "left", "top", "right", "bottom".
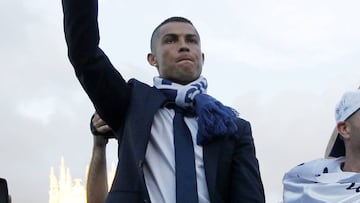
[{"left": 62, "top": 0, "right": 131, "bottom": 130}]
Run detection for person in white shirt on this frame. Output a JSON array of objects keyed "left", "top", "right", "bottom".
[{"left": 283, "top": 89, "right": 360, "bottom": 203}]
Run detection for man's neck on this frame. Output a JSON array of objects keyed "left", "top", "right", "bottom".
[{"left": 343, "top": 153, "right": 360, "bottom": 172}]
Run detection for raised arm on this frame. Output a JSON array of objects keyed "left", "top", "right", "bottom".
[{"left": 62, "top": 0, "right": 130, "bottom": 130}]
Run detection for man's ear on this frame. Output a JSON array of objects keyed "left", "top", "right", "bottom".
[
  {"left": 337, "top": 121, "right": 351, "bottom": 140},
  {"left": 201, "top": 53, "right": 205, "bottom": 65},
  {"left": 147, "top": 53, "right": 158, "bottom": 68}
]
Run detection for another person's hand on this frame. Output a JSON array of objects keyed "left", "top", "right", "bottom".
[{"left": 91, "top": 112, "right": 113, "bottom": 147}]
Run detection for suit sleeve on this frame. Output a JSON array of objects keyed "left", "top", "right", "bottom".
[
  {"left": 62, "top": 0, "right": 130, "bottom": 130},
  {"left": 231, "top": 120, "right": 265, "bottom": 202}
]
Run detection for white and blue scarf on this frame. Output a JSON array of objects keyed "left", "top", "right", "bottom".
[{"left": 154, "top": 76, "right": 239, "bottom": 145}]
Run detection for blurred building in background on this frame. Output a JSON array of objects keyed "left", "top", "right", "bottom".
[{"left": 48, "top": 157, "right": 115, "bottom": 203}]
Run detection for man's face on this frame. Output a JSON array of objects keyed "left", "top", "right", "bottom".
[
  {"left": 345, "top": 110, "right": 360, "bottom": 151},
  {"left": 148, "top": 22, "right": 204, "bottom": 85}
]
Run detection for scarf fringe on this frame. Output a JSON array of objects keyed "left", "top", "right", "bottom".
[{"left": 195, "top": 94, "right": 239, "bottom": 145}]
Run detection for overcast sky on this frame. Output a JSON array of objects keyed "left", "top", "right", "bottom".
[{"left": 1, "top": 0, "right": 360, "bottom": 202}]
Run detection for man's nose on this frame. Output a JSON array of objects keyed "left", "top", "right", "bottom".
[{"left": 178, "top": 39, "right": 190, "bottom": 52}]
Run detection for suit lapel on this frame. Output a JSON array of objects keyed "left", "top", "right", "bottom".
[{"left": 129, "top": 82, "right": 167, "bottom": 160}]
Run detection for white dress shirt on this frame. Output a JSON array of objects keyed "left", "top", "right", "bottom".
[{"left": 143, "top": 108, "right": 210, "bottom": 203}]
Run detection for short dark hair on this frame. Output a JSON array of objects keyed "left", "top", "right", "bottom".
[{"left": 150, "top": 16, "right": 199, "bottom": 52}]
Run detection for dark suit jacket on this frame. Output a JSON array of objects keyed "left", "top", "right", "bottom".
[{"left": 62, "top": 0, "right": 265, "bottom": 202}]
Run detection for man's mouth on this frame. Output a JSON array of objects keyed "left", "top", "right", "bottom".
[{"left": 177, "top": 57, "right": 193, "bottom": 62}]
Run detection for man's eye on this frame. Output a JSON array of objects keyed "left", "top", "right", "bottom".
[
  {"left": 165, "top": 38, "right": 176, "bottom": 44},
  {"left": 188, "top": 38, "right": 198, "bottom": 44}
]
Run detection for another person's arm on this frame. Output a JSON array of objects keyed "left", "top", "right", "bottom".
[
  {"left": 87, "top": 112, "right": 113, "bottom": 203},
  {"left": 0, "top": 178, "right": 11, "bottom": 203}
]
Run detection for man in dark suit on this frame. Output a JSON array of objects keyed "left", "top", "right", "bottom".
[{"left": 62, "top": 0, "right": 265, "bottom": 202}]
